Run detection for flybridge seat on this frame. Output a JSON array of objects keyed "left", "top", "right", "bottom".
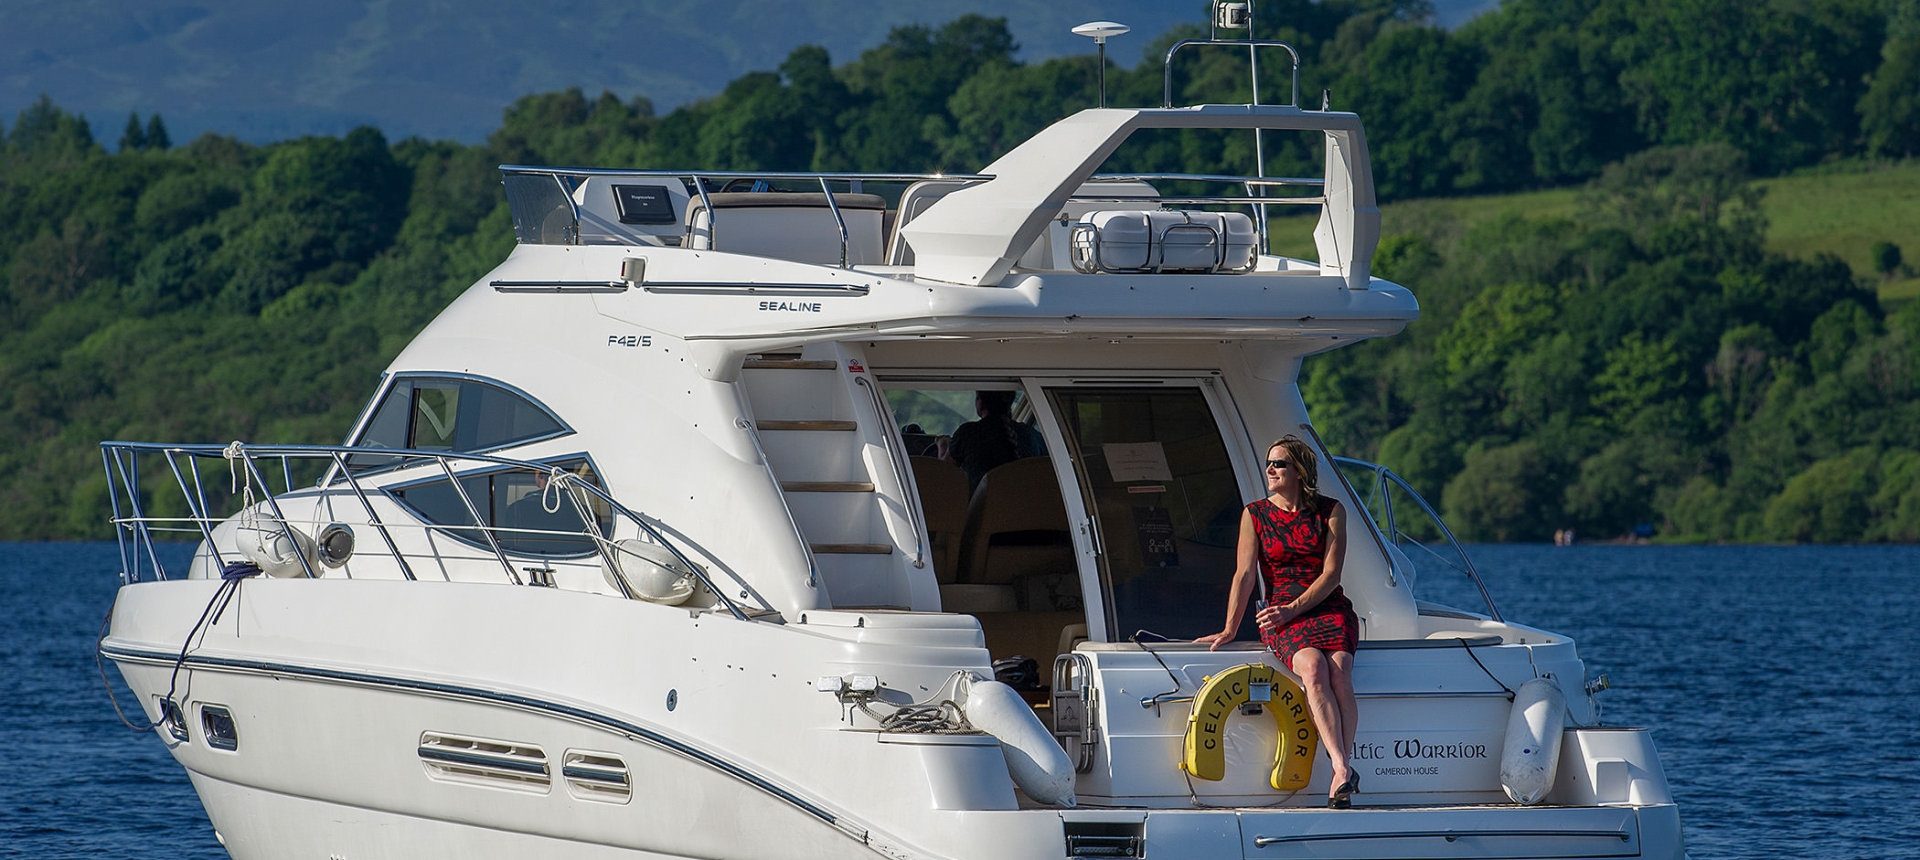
[{"left": 686, "top": 191, "right": 887, "bottom": 266}]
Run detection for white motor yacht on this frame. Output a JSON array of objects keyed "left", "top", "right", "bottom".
[{"left": 100, "top": 13, "right": 1685, "bottom": 859}]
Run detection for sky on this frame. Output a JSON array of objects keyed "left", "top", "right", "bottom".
[{"left": 2, "top": 0, "right": 1500, "bottom": 146}]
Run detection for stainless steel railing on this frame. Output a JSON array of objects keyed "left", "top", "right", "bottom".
[
  {"left": 99, "top": 441, "right": 749, "bottom": 620},
  {"left": 499, "top": 167, "right": 993, "bottom": 267},
  {"left": 1331, "top": 455, "right": 1502, "bottom": 622}
]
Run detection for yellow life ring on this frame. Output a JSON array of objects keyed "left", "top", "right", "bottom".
[{"left": 1179, "top": 663, "right": 1318, "bottom": 791}]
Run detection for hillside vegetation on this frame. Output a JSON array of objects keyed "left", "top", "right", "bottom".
[{"left": 2, "top": 0, "right": 1917, "bottom": 542}]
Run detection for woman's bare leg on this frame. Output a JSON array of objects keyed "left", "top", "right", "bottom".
[
  {"left": 1292, "top": 648, "right": 1352, "bottom": 795},
  {"left": 1328, "top": 650, "right": 1359, "bottom": 782}
]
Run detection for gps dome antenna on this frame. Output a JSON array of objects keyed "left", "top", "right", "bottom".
[{"left": 1072, "top": 21, "right": 1131, "bottom": 108}]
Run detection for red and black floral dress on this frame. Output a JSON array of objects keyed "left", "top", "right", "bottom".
[{"left": 1250, "top": 496, "right": 1359, "bottom": 664}]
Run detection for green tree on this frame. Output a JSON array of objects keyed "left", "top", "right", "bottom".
[
  {"left": 1870, "top": 240, "right": 1903, "bottom": 277},
  {"left": 1861, "top": 33, "right": 1920, "bottom": 157},
  {"left": 145, "top": 114, "right": 172, "bottom": 151},
  {"left": 119, "top": 112, "right": 146, "bottom": 152}
]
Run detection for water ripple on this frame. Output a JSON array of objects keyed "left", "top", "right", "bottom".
[{"left": 5, "top": 542, "right": 1916, "bottom": 858}]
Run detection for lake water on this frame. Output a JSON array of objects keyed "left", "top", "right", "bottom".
[{"left": 4, "top": 541, "right": 1917, "bottom": 859}]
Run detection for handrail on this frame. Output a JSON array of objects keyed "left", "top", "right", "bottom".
[
  {"left": 1329, "top": 455, "right": 1502, "bottom": 622},
  {"left": 1091, "top": 173, "right": 1322, "bottom": 187},
  {"left": 98, "top": 441, "right": 749, "bottom": 621},
  {"left": 502, "top": 167, "right": 993, "bottom": 264},
  {"left": 1297, "top": 424, "right": 1396, "bottom": 588},
  {"left": 731, "top": 420, "right": 821, "bottom": 590},
  {"left": 501, "top": 167, "right": 992, "bottom": 183},
  {"left": 1254, "top": 829, "right": 1630, "bottom": 847},
  {"left": 434, "top": 455, "right": 521, "bottom": 584},
  {"left": 816, "top": 176, "right": 850, "bottom": 269},
  {"left": 1163, "top": 38, "right": 1302, "bottom": 109},
  {"left": 324, "top": 449, "right": 417, "bottom": 581},
  {"left": 1068, "top": 194, "right": 1322, "bottom": 207},
  {"left": 854, "top": 376, "right": 925, "bottom": 570}
]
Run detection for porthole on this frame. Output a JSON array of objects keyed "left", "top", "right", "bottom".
[{"left": 200, "top": 705, "right": 238, "bottom": 751}]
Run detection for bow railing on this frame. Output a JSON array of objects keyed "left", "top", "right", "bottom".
[{"left": 99, "top": 441, "right": 748, "bottom": 620}]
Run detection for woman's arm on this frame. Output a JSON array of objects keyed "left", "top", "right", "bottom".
[
  {"left": 1197, "top": 509, "right": 1261, "bottom": 649},
  {"left": 1260, "top": 501, "right": 1348, "bottom": 628}
]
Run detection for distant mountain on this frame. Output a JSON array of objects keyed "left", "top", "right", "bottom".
[{"left": 1, "top": 0, "right": 1498, "bottom": 145}]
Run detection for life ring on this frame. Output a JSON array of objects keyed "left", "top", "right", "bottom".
[{"left": 1179, "top": 663, "right": 1318, "bottom": 791}]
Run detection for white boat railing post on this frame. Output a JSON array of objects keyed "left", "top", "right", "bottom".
[
  {"left": 161, "top": 449, "right": 227, "bottom": 569},
  {"left": 100, "top": 447, "right": 133, "bottom": 584},
  {"left": 817, "top": 176, "right": 851, "bottom": 268},
  {"left": 324, "top": 450, "right": 417, "bottom": 581},
  {"left": 432, "top": 455, "right": 521, "bottom": 585}
]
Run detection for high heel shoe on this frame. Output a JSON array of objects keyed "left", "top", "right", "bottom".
[{"left": 1328, "top": 773, "right": 1359, "bottom": 809}]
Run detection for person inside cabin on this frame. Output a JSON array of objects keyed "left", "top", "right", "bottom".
[
  {"left": 502, "top": 470, "right": 588, "bottom": 554},
  {"left": 937, "top": 390, "right": 1045, "bottom": 494},
  {"left": 1196, "top": 436, "right": 1363, "bottom": 809}
]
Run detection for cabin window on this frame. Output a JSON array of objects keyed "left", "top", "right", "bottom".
[
  {"left": 349, "top": 377, "right": 568, "bottom": 470},
  {"left": 393, "top": 457, "right": 613, "bottom": 557}
]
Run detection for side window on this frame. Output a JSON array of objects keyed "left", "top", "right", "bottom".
[
  {"left": 349, "top": 377, "right": 566, "bottom": 470},
  {"left": 393, "top": 458, "right": 613, "bottom": 557}
]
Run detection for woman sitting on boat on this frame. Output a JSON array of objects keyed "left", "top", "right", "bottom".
[{"left": 1196, "top": 436, "right": 1362, "bottom": 808}]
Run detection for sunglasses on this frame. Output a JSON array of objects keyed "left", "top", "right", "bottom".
[{"left": 1265, "top": 459, "right": 1292, "bottom": 470}]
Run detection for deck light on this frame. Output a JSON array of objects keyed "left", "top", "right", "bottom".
[{"left": 1072, "top": 21, "right": 1130, "bottom": 108}]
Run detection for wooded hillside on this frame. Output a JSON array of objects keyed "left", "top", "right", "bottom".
[{"left": 3, "top": 0, "right": 1917, "bottom": 541}]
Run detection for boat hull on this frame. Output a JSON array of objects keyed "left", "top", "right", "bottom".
[{"left": 104, "top": 578, "right": 1684, "bottom": 860}]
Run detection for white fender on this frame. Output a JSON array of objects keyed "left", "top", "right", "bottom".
[
  {"left": 1500, "top": 677, "right": 1567, "bottom": 805},
  {"left": 237, "top": 523, "right": 315, "bottom": 578},
  {"left": 960, "top": 676, "right": 1076, "bottom": 807}
]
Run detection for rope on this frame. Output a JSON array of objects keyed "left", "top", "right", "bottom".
[
  {"left": 875, "top": 701, "right": 972, "bottom": 734},
  {"left": 1131, "top": 629, "right": 1186, "bottom": 711},
  {"left": 224, "top": 441, "right": 257, "bottom": 529},
  {"left": 152, "top": 561, "right": 262, "bottom": 739},
  {"left": 541, "top": 466, "right": 570, "bottom": 514},
  {"left": 851, "top": 670, "right": 978, "bottom": 734},
  {"left": 95, "top": 597, "right": 152, "bottom": 732},
  {"left": 1457, "top": 637, "right": 1516, "bottom": 701}
]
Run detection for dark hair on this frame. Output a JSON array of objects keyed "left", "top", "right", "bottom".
[
  {"left": 977, "top": 390, "right": 1021, "bottom": 452},
  {"left": 1268, "top": 435, "right": 1326, "bottom": 527}
]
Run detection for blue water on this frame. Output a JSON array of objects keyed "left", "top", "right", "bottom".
[{"left": 4, "top": 542, "right": 1917, "bottom": 859}]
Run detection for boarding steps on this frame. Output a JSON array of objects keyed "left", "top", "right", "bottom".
[{"left": 739, "top": 351, "right": 915, "bottom": 607}]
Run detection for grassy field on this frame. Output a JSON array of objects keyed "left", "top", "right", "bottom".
[{"left": 1268, "top": 158, "right": 1920, "bottom": 305}]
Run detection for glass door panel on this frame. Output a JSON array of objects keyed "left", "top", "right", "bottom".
[{"left": 1044, "top": 386, "right": 1249, "bottom": 642}]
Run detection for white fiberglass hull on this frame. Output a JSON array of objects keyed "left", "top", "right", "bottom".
[{"left": 104, "top": 578, "right": 1683, "bottom": 860}]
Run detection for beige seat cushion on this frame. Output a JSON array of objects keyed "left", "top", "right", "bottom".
[{"left": 910, "top": 456, "right": 969, "bottom": 583}]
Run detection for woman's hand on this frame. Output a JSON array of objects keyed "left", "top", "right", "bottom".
[
  {"left": 1194, "top": 631, "right": 1235, "bottom": 651},
  {"left": 1255, "top": 602, "right": 1298, "bottom": 631}
]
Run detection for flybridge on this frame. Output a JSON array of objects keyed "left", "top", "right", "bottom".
[{"left": 500, "top": 30, "right": 1380, "bottom": 292}]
